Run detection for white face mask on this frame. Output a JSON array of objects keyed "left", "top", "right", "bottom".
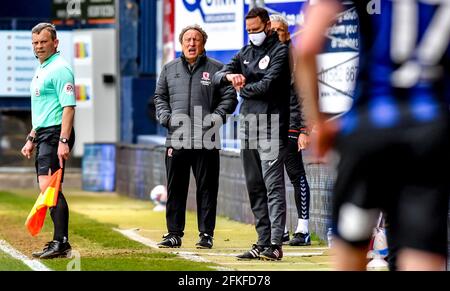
[{"left": 248, "top": 30, "right": 267, "bottom": 46}]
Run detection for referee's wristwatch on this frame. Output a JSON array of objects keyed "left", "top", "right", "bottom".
[
  {"left": 26, "top": 135, "right": 36, "bottom": 143},
  {"left": 59, "top": 137, "right": 69, "bottom": 144}
]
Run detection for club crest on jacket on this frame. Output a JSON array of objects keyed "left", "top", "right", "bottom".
[
  {"left": 201, "top": 71, "right": 211, "bottom": 86},
  {"left": 259, "top": 55, "right": 270, "bottom": 70}
]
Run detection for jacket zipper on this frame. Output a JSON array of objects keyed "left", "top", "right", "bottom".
[{"left": 188, "top": 73, "right": 192, "bottom": 117}]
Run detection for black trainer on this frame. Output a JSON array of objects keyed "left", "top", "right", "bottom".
[
  {"left": 196, "top": 233, "right": 213, "bottom": 249},
  {"left": 157, "top": 233, "right": 182, "bottom": 248},
  {"left": 236, "top": 244, "right": 265, "bottom": 260},
  {"left": 260, "top": 244, "right": 283, "bottom": 261},
  {"left": 282, "top": 232, "right": 290, "bottom": 245},
  {"left": 38, "top": 240, "right": 72, "bottom": 259},
  {"left": 289, "top": 232, "right": 311, "bottom": 246},
  {"left": 32, "top": 241, "right": 53, "bottom": 258}
]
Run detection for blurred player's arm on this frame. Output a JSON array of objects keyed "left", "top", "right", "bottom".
[{"left": 296, "top": 0, "right": 342, "bottom": 156}]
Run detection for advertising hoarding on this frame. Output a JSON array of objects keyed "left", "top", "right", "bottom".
[
  {"left": 174, "top": 0, "right": 245, "bottom": 63},
  {"left": 165, "top": 0, "right": 360, "bottom": 114},
  {"left": 0, "top": 30, "right": 73, "bottom": 97}
]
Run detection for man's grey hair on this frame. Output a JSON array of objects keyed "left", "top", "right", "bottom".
[
  {"left": 179, "top": 24, "right": 208, "bottom": 45},
  {"left": 269, "top": 14, "right": 288, "bottom": 27},
  {"left": 32, "top": 23, "right": 57, "bottom": 40}
]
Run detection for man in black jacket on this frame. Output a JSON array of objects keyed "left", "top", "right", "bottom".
[
  {"left": 154, "top": 24, "right": 237, "bottom": 249},
  {"left": 213, "top": 7, "right": 291, "bottom": 261},
  {"left": 270, "top": 14, "right": 312, "bottom": 247}
]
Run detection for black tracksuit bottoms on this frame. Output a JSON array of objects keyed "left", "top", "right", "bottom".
[
  {"left": 284, "top": 135, "right": 310, "bottom": 220},
  {"left": 165, "top": 148, "right": 220, "bottom": 237},
  {"left": 241, "top": 145, "right": 287, "bottom": 246}
]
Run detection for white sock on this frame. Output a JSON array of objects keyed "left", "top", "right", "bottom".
[
  {"left": 284, "top": 226, "right": 288, "bottom": 234},
  {"left": 295, "top": 219, "right": 309, "bottom": 234}
]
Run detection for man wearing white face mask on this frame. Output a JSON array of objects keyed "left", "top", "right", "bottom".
[{"left": 213, "top": 7, "right": 291, "bottom": 261}]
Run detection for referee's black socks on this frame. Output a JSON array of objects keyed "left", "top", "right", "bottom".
[{"left": 50, "top": 192, "right": 69, "bottom": 242}]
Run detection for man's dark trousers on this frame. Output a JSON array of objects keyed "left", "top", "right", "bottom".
[
  {"left": 165, "top": 148, "right": 220, "bottom": 237},
  {"left": 241, "top": 145, "right": 287, "bottom": 246}
]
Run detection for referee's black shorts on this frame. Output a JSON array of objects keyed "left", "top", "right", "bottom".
[{"left": 35, "top": 125, "right": 75, "bottom": 182}]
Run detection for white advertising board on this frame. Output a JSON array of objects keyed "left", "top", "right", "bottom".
[
  {"left": 174, "top": 0, "right": 245, "bottom": 52},
  {"left": 0, "top": 30, "right": 73, "bottom": 97}
]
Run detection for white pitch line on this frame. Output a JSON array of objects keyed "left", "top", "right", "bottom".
[
  {"left": 281, "top": 252, "right": 324, "bottom": 257},
  {"left": 0, "top": 240, "right": 51, "bottom": 271},
  {"left": 174, "top": 251, "right": 212, "bottom": 263},
  {"left": 114, "top": 228, "right": 325, "bottom": 270},
  {"left": 238, "top": 268, "right": 332, "bottom": 271},
  {"left": 200, "top": 252, "right": 324, "bottom": 257},
  {"left": 211, "top": 266, "right": 234, "bottom": 271},
  {"left": 221, "top": 262, "right": 321, "bottom": 265},
  {"left": 114, "top": 229, "right": 325, "bottom": 257},
  {"left": 286, "top": 247, "right": 329, "bottom": 250},
  {"left": 113, "top": 228, "right": 210, "bottom": 262},
  {"left": 113, "top": 228, "right": 159, "bottom": 248},
  {"left": 113, "top": 228, "right": 234, "bottom": 270}
]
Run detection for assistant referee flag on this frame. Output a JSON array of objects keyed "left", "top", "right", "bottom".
[{"left": 25, "top": 169, "right": 62, "bottom": 236}]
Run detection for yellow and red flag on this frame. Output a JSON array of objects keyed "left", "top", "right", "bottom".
[{"left": 25, "top": 169, "right": 62, "bottom": 236}]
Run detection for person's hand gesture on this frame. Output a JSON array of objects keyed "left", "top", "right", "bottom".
[
  {"left": 298, "top": 133, "right": 311, "bottom": 151},
  {"left": 21, "top": 141, "right": 35, "bottom": 159},
  {"left": 226, "top": 74, "right": 246, "bottom": 92},
  {"left": 58, "top": 142, "right": 70, "bottom": 168}
]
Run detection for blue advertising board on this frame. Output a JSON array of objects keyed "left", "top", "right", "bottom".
[{"left": 82, "top": 143, "right": 116, "bottom": 192}]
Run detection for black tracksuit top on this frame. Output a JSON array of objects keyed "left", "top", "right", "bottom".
[{"left": 213, "top": 32, "right": 291, "bottom": 143}]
